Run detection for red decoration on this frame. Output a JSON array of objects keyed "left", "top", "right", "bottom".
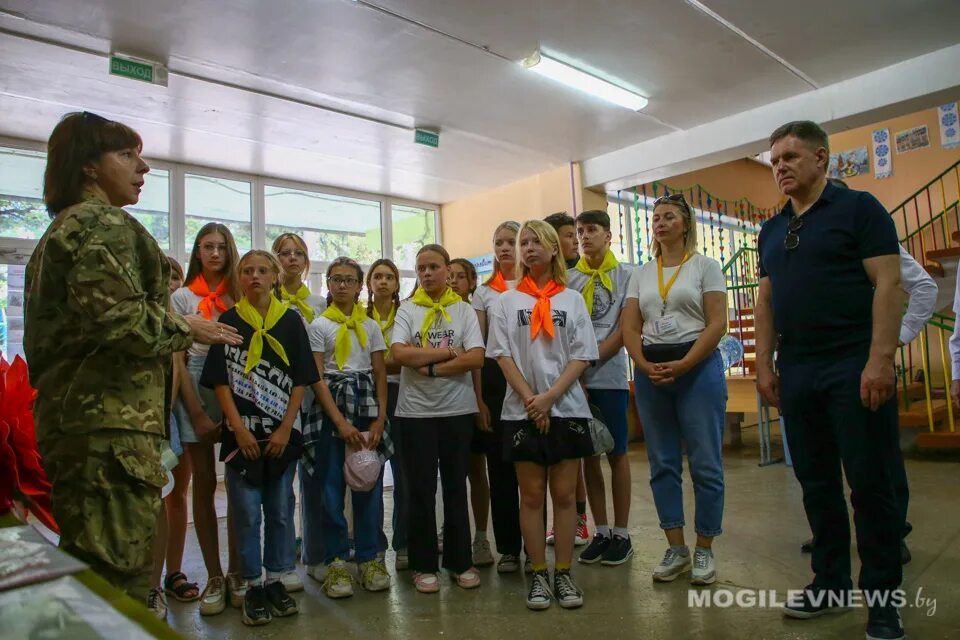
[{"left": 0, "top": 356, "right": 58, "bottom": 532}]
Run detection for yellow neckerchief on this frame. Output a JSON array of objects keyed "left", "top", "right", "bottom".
[
  {"left": 235, "top": 295, "right": 290, "bottom": 373},
  {"left": 371, "top": 301, "right": 397, "bottom": 357},
  {"left": 280, "top": 283, "right": 315, "bottom": 323},
  {"left": 656, "top": 252, "right": 692, "bottom": 317},
  {"left": 410, "top": 286, "right": 461, "bottom": 347},
  {"left": 574, "top": 249, "right": 619, "bottom": 315},
  {"left": 321, "top": 302, "right": 369, "bottom": 369}
]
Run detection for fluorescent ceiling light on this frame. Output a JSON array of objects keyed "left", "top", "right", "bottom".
[{"left": 523, "top": 51, "right": 648, "bottom": 111}]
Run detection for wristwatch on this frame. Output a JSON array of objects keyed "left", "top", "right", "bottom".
[{"left": 428, "top": 363, "right": 436, "bottom": 377}]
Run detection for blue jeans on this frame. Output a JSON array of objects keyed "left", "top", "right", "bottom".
[
  {"left": 320, "top": 418, "right": 383, "bottom": 564},
  {"left": 225, "top": 460, "right": 297, "bottom": 580},
  {"left": 299, "top": 455, "right": 325, "bottom": 567},
  {"left": 634, "top": 350, "right": 726, "bottom": 537}
]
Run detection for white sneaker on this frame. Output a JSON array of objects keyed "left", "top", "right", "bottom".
[
  {"left": 690, "top": 547, "right": 717, "bottom": 586},
  {"left": 147, "top": 587, "right": 168, "bottom": 619},
  {"left": 225, "top": 572, "right": 247, "bottom": 608},
  {"left": 306, "top": 563, "right": 328, "bottom": 583},
  {"left": 281, "top": 569, "right": 303, "bottom": 592},
  {"left": 473, "top": 538, "right": 494, "bottom": 566},
  {"left": 360, "top": 559, "right": 392, "bottom": 592},
  {"left": 322, "top": 559, "right": 354, "bottom": 599},
  {"left": 652, "top": 547, "right": 692, "bottom": 582},
  {"left": 395, "top": 549, "right": 409, "bottom": 571},
  {"left": 198, "top": 576, "right": 227, "bottom": 616}
]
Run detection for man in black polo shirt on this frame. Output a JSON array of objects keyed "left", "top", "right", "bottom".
[{"left": 755, "top": 121, "right": 905, "bottom": 640}]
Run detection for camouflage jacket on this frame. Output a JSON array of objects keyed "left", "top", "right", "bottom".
[{"left": 24, "top": 191, "right": 194, "bottom": 443}]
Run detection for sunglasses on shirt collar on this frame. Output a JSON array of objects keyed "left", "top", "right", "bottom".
[{"left": 784, "top": 215, "right": 804, "bottom": 250}]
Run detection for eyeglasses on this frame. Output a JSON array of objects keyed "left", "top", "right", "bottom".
[
  {"left": 328, "top": 276, "right": 358, "bottom": 287},
  {"left": 653, "top": 193, "right": 691, "bottom": 214},
  {"left": 277, "top": 250, "right": 306, "bottom": 259},
  {"left": 784, "top": 215, "right": 803, "bottom": 250}
]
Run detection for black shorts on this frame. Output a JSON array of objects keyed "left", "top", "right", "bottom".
[{"left": 502, "top": 418, "right": 593, "bottom": 467}]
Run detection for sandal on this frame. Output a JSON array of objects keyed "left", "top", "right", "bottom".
[{"left": 164, "top": 571, "right": 200, "bottom": 602}]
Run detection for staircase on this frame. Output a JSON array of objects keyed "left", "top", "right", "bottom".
[{"left": 896, "top": 159, "right": 960, "bottom": 450}]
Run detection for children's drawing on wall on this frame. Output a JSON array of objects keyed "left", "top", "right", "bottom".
[
  {"left": 828, "top": 146, "right": 869, "bottom": 180},
  {"left": 895, "top": 125, "right": 931, "bottom": 154}
]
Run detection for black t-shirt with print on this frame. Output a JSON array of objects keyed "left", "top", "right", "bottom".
[{"left": 200, "top": 306, "right": 320, "bottom": 460}]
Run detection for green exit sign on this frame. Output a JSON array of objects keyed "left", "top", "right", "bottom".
[
  {"left": 414, "top": 129, "right": 439, "bottom": 148},
  {"left": 109, "top": 54, "right": 168, "bottom": 87}
]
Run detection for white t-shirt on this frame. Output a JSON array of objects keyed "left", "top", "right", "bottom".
[
  {"left": 471, "top": 280, "right": 517, "bottom": 314},
  {"left": 391, "top": 299, "right": 485, "bottom": 418},
  {"left": 626, "top": 253, "right": 726, "bottom": 345},
  {"left": 171, "top": 285, "right": 234, "bottom": 360},
  {"left": 308, "top": 314, "right": 386, "bottom": 374},
  {"left": 380, "top": 318, "right": 401, "bottom": 385},
  {"left": 566, "top": 262, "right": 637, "bottom": 390},
  {"left": 487, "top": 288, "right": 598, "bottom": 420},
  {"left": 284, "top": 291, "right": 327, "bottom": 326}
]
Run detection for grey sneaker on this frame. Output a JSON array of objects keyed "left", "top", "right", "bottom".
[
  {"left": 690, "top": 547, "right": 716, "bottom": 585},
  {"left": 281, "top": 570, "right": 303, "bottom": 593},
  {"left": 497, "top": 553, "right": 520, "bottom": 574},
  {"left": 395, "top": 548, "right": 409, "bottom": 571},
  {"left": 473, "top": 538, "right": 495, "bottom": 566},
  {"left": 652, "top": 547, "right": 692, "bottom": 582},
  {"left": 526, "top": 570, "right": 552, "bottom": 610},
  {"left": 147, "top": 587, "right": 168, "bottom": 619},
  {"left": 553, "top": 570, "right": 584, "bottom": 609}
]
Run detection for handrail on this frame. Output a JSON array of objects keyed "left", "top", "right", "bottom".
[
  {"left": 722, "top": 245, "right": 757, "bottom": 272},
  {"left": 890, "top": 158, "right": 960, "bottom": 218},
  {"left": 901, "top": 199, "right": 959, "bottom": 243}
]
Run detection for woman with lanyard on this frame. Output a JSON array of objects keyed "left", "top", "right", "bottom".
[
  {"left": 622, "top": 193, "right": 727, "bottom": 586},
  {"left": 391, "top": 244, "right": 485, "bottom": 593},
  {"left": 172, "top": 223, "right": 245, "bottom": 614},
  {"left": 471, "top": 221, "right": 525, "bottom": 574},
  {"left": 305, "top": 256, "right": 390, "bottom": 598},
  {"left": 366, "top": 258, "right": 409, "bottom": 569},
  {"left": 273, "top": 233, "right": 326, "bottom": 323},
  {"left": 487, "top": 220, "right": 598, "bottom": 610}
]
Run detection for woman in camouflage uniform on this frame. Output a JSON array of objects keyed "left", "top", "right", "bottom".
[{"left": 24, "top": 111, "right": 242, "bottom": 601}]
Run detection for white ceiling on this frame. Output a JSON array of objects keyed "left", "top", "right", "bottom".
[{"left": 1, "top": 0, "right": 958, "bottom": 203}]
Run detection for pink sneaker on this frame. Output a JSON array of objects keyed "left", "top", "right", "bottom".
[
  {"left": 414, "top": 572, "right": 440, "bottom": 594},
  {"left": 454, "top": 567, "right": 481, "bottom": 589}
]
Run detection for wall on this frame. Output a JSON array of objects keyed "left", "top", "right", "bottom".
[
  {"left": 441, "top": 163, "right": 593, "bottom": 259},
  {"left": 646, "top": 158, "right": 782, "bottom": 210}
]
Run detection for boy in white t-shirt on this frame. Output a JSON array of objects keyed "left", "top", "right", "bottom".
[{"left": 567, "top": 209, "right": 636, "bottom": 566}]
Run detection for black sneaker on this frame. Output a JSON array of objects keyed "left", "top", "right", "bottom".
[
  {"left": 866, "top": 605, "right": 905, "bottom": 640},
  {"left": 800, "top": 537, "right": 813, "bottom": 554},
  {"left": 553, "top": 570, "right": 584, "bottom": 609},
  {"left": 600, "top": 535, "right": 634, "bottom": 566},
  {"left": 265, "top": 581, "right": 299, "bottom": 617},
  {"left": 241, "top": 585, "right": 272, "bottom": 626},
  {"left": 782, "top": 585, "right": 851, "bottom": 619},
  {"left": 526, "top": 570, "right": 552, "bottom": 610},
  {"left": 578, "top": 534, "right": 611, "bottom": 564}
]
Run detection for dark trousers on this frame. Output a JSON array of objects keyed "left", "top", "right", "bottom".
[
  {"left": 780, "top": 353, "right": 903, "bottom": 594},
  {"left": 480, "top": 360, "right": 523, "bottom": 556},
  {"left": 401, "top": 413, "right": 474, "bottom": 574}
]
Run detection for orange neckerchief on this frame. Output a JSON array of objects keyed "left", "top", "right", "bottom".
[
  {"left": 187, "top": 276, "right": 228, "bottom": 320},
  {"left": 516, "top": 276, "right": 565, "bottom": 340},
  {"left": 486, "top": 271, "right": 508, "bottom": 293}
]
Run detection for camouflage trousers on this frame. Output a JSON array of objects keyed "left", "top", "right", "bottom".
[{"left": 40, "top": 430, "right": 165, "bottom": 602}]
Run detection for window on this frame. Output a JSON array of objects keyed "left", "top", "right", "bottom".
[
  {"left": 264, "top": 185, "right": 383, "bottom": 265},
  {"left": 0, "top": 263, "right": 26, "bottom": 361},
  {"left": 129, "top": 168, "right": 170, "bottom": 249},
  {"left": 0, "top": 147, "right": 48, "bottom": 240},
  {"left": 185, "top": 174, "right": 252, "bottom": 252},
  {"left": 390, "top": 205, "right": 436, "bottom": 271}
]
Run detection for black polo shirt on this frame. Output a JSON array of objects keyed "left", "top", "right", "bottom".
[{"left": 758, "top": 181, "right": 899, "bottom": 364}]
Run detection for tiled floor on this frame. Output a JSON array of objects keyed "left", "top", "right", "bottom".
[{"left": 165, "top": 437, "right": 960, "bottom": 639}]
